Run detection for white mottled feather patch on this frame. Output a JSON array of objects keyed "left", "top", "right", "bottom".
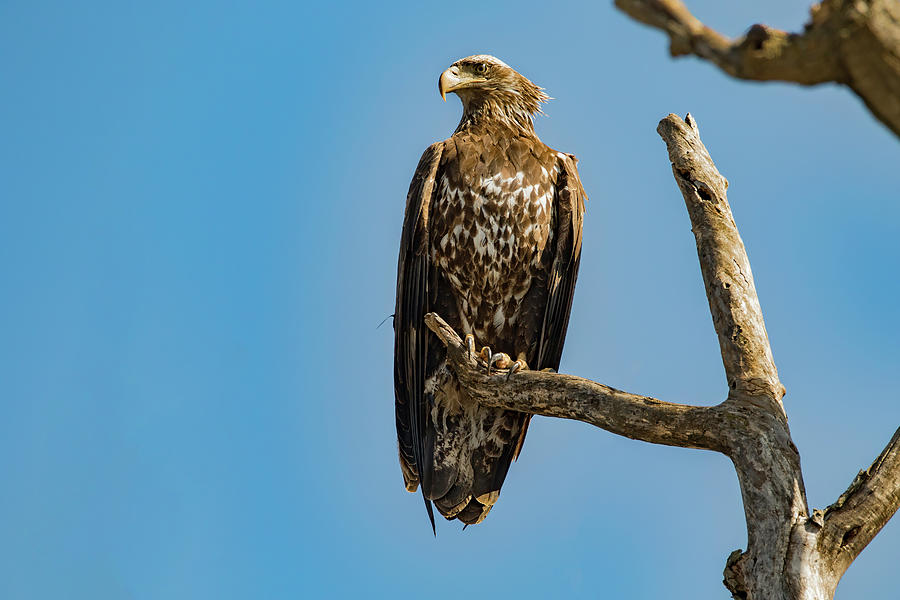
[{"left": 433, "top": 158, "right": 556, "bottom": 340}]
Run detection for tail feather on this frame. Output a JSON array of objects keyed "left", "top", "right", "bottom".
[
  {"left": 432, "top": 463, "right": 473, "bottom": 518},
  {"left": 425, "top": 406, "right": 463, "bottom": 501},
  {"left": 423, "top": 494, "right": 436, "bottom": 535},
  {"left": 424, "top": 403, "right": 524, "bottom": 526},
  {"left": 456, "top": 498, "right": 492, "bottom": 525}
]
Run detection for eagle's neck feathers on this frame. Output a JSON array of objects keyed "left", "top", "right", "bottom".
[
  {"left": 456, "top": 95, "right": 537, "bottom": 134},
  {"left": 454, "top": 79, "right": 547, "bottom": 135}
]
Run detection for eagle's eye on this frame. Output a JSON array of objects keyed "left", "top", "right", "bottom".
[{"left": 474, "top": 63, "right": 488, "bottom": 75}]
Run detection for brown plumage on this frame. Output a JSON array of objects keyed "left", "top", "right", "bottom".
[{"left": 394, "top": 55, "right": 586, "bottom": 529}]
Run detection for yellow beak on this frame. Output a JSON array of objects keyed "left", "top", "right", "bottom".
[{"left": 438, "top": 67, "right": 485, "bottom": 101}]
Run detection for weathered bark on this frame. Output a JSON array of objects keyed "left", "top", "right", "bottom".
[
  {"left": 819, "top": 426, "right": 900, "bottom": 581},
  {"left": 614, "top": 0, "right": 900, "bottom": 139},
  {"left": 424, "top": 114, "right": 900, "bottom": 599}
]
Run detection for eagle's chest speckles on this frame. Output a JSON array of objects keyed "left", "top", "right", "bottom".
[{"left": 431, "top": 156, "right": 557, "bottom": 337}]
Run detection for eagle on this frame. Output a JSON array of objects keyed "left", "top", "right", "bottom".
[{"left": 394, "top": 55, "right": 585, "bottom": 529}]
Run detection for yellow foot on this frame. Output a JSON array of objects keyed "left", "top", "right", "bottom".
[{"left": 474, "top": 345, "right": 528, "bottom": 378}]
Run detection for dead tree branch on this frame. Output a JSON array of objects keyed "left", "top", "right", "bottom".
[
  {"left": 820, "top": 426, "right": 900, "bottom": 578},
  {"left": 425, "top": 113, "right": 900, "bottom": 599},
  {"left": 656, "top": 114, "right": 807, "bottom": 598},
  {"left": 425, "top": 312, "right": 728, "bottom": 452},
  {"left": 657, "top": 113, "right": 785, "bottom": 413},
  {"left": 614, "top": 0, "right": 900, "bottom": 138}
]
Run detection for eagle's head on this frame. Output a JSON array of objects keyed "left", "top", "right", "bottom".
[{"left": 439, "top": 55, "right": 548, "bottom": 131}]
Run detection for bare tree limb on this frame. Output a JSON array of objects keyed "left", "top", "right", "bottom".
[
  {"left": 615, "top": 0, "right": 900, "bottom": 138},
  {"left": 657, "top": 113, "right": 786, "bottom": 416},
  {"left": 819, "top": 426, "right": 900, "bottom": 576},
  {"left": 613, "top": 0, "right": 846, "bottom": 84},
  {"left": 655, "top": 114, "right": 807, "bottom": 598},
  {"left": 424, "top": 312, "right": 727, "bottom": 452}
]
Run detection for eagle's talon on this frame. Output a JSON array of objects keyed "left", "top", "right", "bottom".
[
  {"left": 465, "top": 334, "right": 476, "bottom": 361},
  {"left": 479, "top": 346, "right": 493, "bottom": 375},
  {"left": 506, "top": 359, "right": 526, "bottom": 381},
  {"left": 489, "top": 352, "right": 512, "bottom": 376}
]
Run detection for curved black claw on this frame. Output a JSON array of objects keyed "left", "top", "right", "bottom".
[
  {"left": 506, "top": 360, "right": 525, "bottom": 381},
  {"left": 479, "top": 346, "right": 493, "bottom": 375},
  {"left": 488, "top": 352, "right": 512, "bottom": 377},
  {"left": 465, "top": 334, "right": 476, "bottom": 361}
]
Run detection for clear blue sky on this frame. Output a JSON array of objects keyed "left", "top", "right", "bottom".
[{"left": 2, "top": 1, "right": 898, "bottom": 598}]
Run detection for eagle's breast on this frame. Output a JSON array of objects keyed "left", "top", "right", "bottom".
[{"left": 430, "top": 135, "right": 558, "bottom": 342}]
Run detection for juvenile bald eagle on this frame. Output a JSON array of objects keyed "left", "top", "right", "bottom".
[{"left": 394, "top": 55, "right": 585, "bottom": 529}]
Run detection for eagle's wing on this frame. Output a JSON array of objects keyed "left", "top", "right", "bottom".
[
  {"left": 513, "top": 153, "right": 585, "bottom": 460},
  {"left": 394, "top": 141, "right": 444, "bottom": 531},
  {"left": 537, "top": 153, "right": 586, "bottom": 371}
]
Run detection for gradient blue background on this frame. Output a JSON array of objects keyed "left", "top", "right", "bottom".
[{"left": 2, "top": 1, "right": 898, "bottom": 598}]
